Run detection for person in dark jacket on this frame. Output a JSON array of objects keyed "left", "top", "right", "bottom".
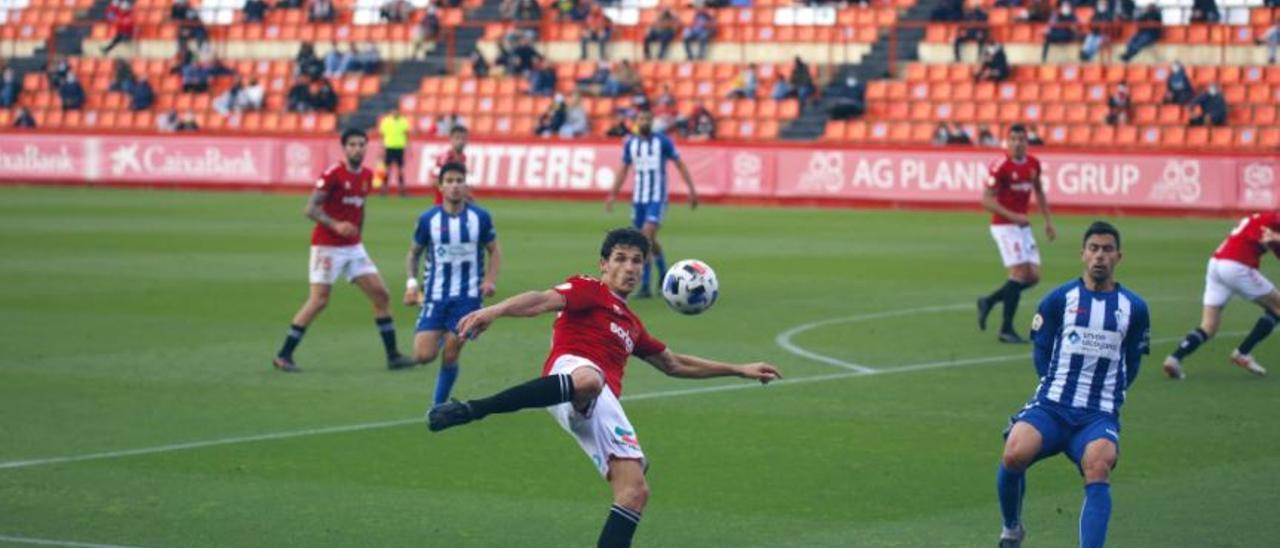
[{"left": 1188, "top": 84, "right": 1227, "bottom": 126}]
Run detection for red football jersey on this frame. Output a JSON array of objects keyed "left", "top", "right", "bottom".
[
  {"left": 986, "top": 154, "right": 1042, "bottom": 225},
  {"left": 1213, "top": 212, "right": 1280, "bottom": 269},
  {"left": 432, "top": 148, "right": 468, "bottom": 205},
  {"left": 310, "top": 162, "right": 372, "bottom": 246},
  {"left": 542, "top": 276, "right": 667, "bottom": 397}
]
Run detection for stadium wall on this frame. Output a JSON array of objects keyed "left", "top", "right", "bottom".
[{"left": 0, "top": 132, "right": 1275, "bottom": 215}]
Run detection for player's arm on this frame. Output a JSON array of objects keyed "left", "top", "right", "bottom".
[
  {"left": 980, "top": 184, "right": 1029, "bottom": 225},
  {"left": 673, "top": 157, "right": 699, "bottom": 209},
  {"left": 1032, "top": 170, "right": 1056, "bottom": 241},
  {"left": 481, "top": 239, "right": 502, "bottom": 298},
  {"left": 641, "top": 349, "right": 781, "bottom": 383},
  {"left": 304, "top": 188, "right": 358, "bottom": 237},
  {"left": 456, "top": 290, "right": 566, "bottom": 340},
  {"left": 1031, "top": 293, "right": 1063, "bottom": 379},
  {"left": 605, "top": 163, "right": 631, "bottom": 212},
  {"left": 1124, "top": 303, "right": 1151, "bottom": 388},
  {"left": 404, "top": 241, "right": 426, "bottom": 305}
]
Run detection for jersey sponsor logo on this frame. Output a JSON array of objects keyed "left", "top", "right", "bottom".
[
  {"left": 1148, "top": 160, "right": 1202, "bottom": 204},
  {"left": 108, "top": 143, "right": 261, "bottom": 178},
  {"left": 613, "top": 425, "right": 640, "bottom": 449},
  {"left": 434, "top": 242, "right": 476, "bottom": 261},
  {"left": 610, "top": 321, "right": 635, "bottom": 353},
  {"left": 1061, "top": 327, "right": 1123, "bottom": 359},
  {"left": 340, "top": 196, "right": 365, "bottom": 207},
  {"left": 1031, "top": 313, "right": 1044, "bottom": 331}
]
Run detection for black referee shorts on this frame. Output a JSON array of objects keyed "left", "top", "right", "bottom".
[{"left": 384, "top": 147, "right": 405, "bottom": 166}]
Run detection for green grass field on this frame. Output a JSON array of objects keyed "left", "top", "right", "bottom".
[{"left": 1, "top": 186, "right": 1278, "bottom": 547}]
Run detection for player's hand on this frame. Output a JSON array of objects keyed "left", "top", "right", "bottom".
[
  {"left": 457, "top": 308, "right": 497, "bottom": 340},
  {"left": 331, "top": 221, "right": 359, "bottom": 238},
  {"left": 739, "top": 363, "right": 782, "bottom": 384},
  {"left": 480, "top": 280, "right": 497, "bottom": 298},
  {"left": 1044, "top": 222, "right": 1057, "bottom": 242},
  {"left": 403, "top": 287, "right": 423, "bottom": 306},
  {"left": 1263, "top": 226, "right": 1279, "bottom": 244}
]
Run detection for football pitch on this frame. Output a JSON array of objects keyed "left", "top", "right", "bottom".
[{"left": 2, "top": 186, "right": 1278, "bottom": 547}]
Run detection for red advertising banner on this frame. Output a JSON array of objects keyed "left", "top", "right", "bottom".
[{"left": 0, "top": 132, "right": 1274, "bottom": 213}]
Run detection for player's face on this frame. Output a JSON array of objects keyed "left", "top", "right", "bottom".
[
  {"left": 440, "top": 170, "right": 467, "bottom": 204},
  {"left": 344, "top": 136, "right": 367, "bottom": 166},
  {"left": 450, "top": 131, "right": 467, "bottom": 151},
  {"left": 599, "top": 245, "right": 647, "bottom": 295},
  {"left": 636, "top": 112, "right": 653, "bottom": 135},
  {"left": 1007, "top": 131, "right": 1028, "bottom": 159},
  {"left": 1082, "top": 234, "right": 1121, "bottom": 285}
]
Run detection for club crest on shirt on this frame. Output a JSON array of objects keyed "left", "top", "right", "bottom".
[{"left": 1031, "top": 313, "right": 1043, "bottom": 331}]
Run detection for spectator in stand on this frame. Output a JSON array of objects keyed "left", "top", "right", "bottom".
[
  {"left": 101, "top": 0, "right": 135, "bottom": 55},
  {"left": 1115, "top": 0, "right": 1137, "bottom": 20},
  {"left": 13, "top": 106, "right": 36, "bottom": 128},
  {"left": 515, "top": 0, "right": 542, "bottom": 21},
  {"left": 726, "top": 64, "right": 758, "bottom": 99},
  {"left": 1018, "top": 0, "right": 1052, "bottom": 22},
  {"left": 954, "top": 6, "right": 989, "bottom": 62},
  {"left": 130, "top": 77, "right": 154, "bottom": 110},
  {"left": 288, "top": 77, "right": 312, "bottom": 111},
  {"left": 309, "top": 0, "right": 336, "bottom": 22},
  {"left": 355, "top": 43, "right": 382, "bottom": 74},
  {"left": 932, "top": 122, "right": 953, "bottom": 146},
  {"left": 471, "top": 50, "right": 490, "bottom": 77},
  {"left": 325, "top": 42, "right": 354, "bottom": 77},
  {"left": 108, "top": 58, "right": 137, "bottom": 93},
  {"left": 1080, "top": 0, "right": 1114, "bottom": 62},
  {"left": 535, "top": 95, "right": 568, "bottom": 136},
  {"left": 59, "top": 73, "right": 85, "bottom": 110},
  {"left": 310, "top": 78, "right": 338, "bottom": 112},
  {"left": 241, "top": 77, "right": 265, "bottom": 110},
  {"left": 644, "top": 9, "right": 679, "bottom": 60},
  {"left": 528, "top": 59, "right": 557, "bottom": 96},
  {"left": 511, "top": 34, "right": 543, "bottom": 76},
  {"left": 177, "top": 9, "right": 209, "bottom": 48},
  {"left": 171, "top": 0, "right": 196, "bottom": 20},
  {"left": 1260, "top": 25, "right": 1279, "bottom": 64},
  {"left": 157, "top": 109, "right": 180, "bottom": 132},
  {"left": 977, "top": 125, "right": 999, "bottom": 146},
  {"left": 560, "top": 91, "right": 590, "bottom": 138},
  {"left": 1190, "top": 0, "right": 1220, "bottom": 24},
  {"left": 1041, "top": 3, "right": 1078, "bottom": 62},
  {"left": 243, "top": 0, "right": 270, "bottom": 23},
  {"left": 683, "top": 9, "right": 714, "bottom": 60},
  {"left": 435, "top": 112, "right": 463, "bottom": 136},
  {"left": 930, "top": 0, "right": 964, "bottom": 22},
  {"left": 605, "top": 114, "right": 632, "bottom": 137},
  {"left": 1026, "top": 124, "right": 1045, "bottom": 145},
  {"left": 553, "top": 0, "right": 578, "bottom": 20},
  {"left": 296, "top": 42, "right": 323, "bottom": 79},
  {"left": 1164, "top": 61, "right": 1194, "bottom": 104},
  {"left": 577, "top": 61, "right": 611, "bottom": 95},
  {"left": 499, "top": 0, "right": 518, "bottom": 19},
  {"left": 180, "top": 61, "right": 210, "bottom": 92},
  {"left": 974, "top": 43, "right": 1010, "bottom": 81},
  {"left": 685, "top": 102, "right": 715, "bottom": 140},
  {"left": 580, "top": 5, "right": 612, "bottom": 60},
  {"left": 46, "top": 55, "right": 70, "bottom": 89},
  {"left": 0, "top": 67, "right": 20, "bottom": 108},
  {"left": 380, "top": 0, "right": 411, "bottom": 22},
  {"left": 1188, "top": 83, "right": 1227, "bottom": 126},
  {"left": 1105, "top": 82, "right": 1131, "bottom": 125},
  {"left": 213, "top": 76, "right": 245, "bottom": 115},
  {"left": 605, "top": 59, "right": 640, "bottom": 97},
  {"left": 770, "top": 73, "right": 791, "bottom": 100},
  {"left": 789, "top": 57, "right": 815, "bottom": 106},
  {"left": 827, "top": 75, "right": 866, "bottom": 120},
  {"left": 177, "top": 111, "right": 200, "bottom": 131},
  {"left": 1119, "top": 3, "right": 1161, "bottom": 62},
  {"left": 169, "top": 45, "right": 194, "bottom": 75},
  {"left": 412, "top": 7, "right": 442, "bottom": 60},
  {"left": 652, "top": 83, "right": 677, "bottom": 133},
  {"left": 947, "top": 122, "right": 973, "bottom": 144}
]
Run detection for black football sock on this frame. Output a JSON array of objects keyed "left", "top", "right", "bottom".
[
  {"left": 1171, "top": 327, "right": 1209, "bottom": 360},
  {"left": 375, "top": 316, "right": 398, "bottom": 358},
  {"left": 986, "top": 279, "right": 1019, "bottom": 303},
  {"left": 277, "top": 324, "right": 306, "bottom": 359},
  {"left": 467, "top": 374, "right": 575, "bottom": 419},
  {"left": 597, "top": 504, "right": 641, "bottom": 548},
  {"left": 1000, "top": 280, "right": 1028, "bottom": 334},
  {"left": 1238, "top": 310, "right": 1279, "bottom": 355}
]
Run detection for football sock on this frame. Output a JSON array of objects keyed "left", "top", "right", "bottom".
[
  {"left": 597, "top": 504, "right": 641, "bottom": 548},
  {"left": 1000, "top": 280, "right": 1028, "bottom": 334},
  {"left": 997, "top": 464, "right": 1025, "bottom": 530},
  {"left": 1237, "top": 310, "right": 1279, "bottom": 355},
  {"left": 277, "top": 324, "right": 306, "bottom": 359},
  {"left": 985, "top": 279, "right": 1016, "bottom": 303},
  {"left": 641, "top": 259, "right": 652, "bottom": 291},
  {"left": 467, "top": 374, "right": 574, "bottom": 419},
  {"left": 375, "top": 316, "right": 399, "bottom": 358},
  {"left": 654, "top": 253, "right": 667, "bottom": 284},
  {"left": 1171, "top": 327, "right": 1209, "bottom": 360},
  {"left": 433, "top": 362, "right": 460, "bottom": 406},
  {"left": 1080, "top": 482, "right": 1111, "bottom": 548}
]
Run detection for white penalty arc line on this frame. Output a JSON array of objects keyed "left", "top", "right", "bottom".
[
  {"left": 0, "top": 534, "right": 143, "bottom": 548},
  {"left": 774, "top": 303, "right": 973, "bottom": 372}
]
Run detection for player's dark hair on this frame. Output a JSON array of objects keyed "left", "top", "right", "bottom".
[
  {"left": 1009, "top": 124, "right": 1027, "bottom": 135},
  {"left": 438, "top": 161, "right": 467, "bottom": 184},
  {"left": 601, "top": 228, "right": 650, "bottom": 259},
  {"left": 449, "top": 125, "right": 468, "bottom": 136},
  {"left": 340, "top": 128, "right": 367, "bottom": 145},
  {"left": 1083, "top": 221, "right": 1121, "bottom": 249}
]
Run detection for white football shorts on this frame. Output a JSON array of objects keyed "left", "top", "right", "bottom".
[
  {"left": 309, "top": 244, "right": 379, "bottom": 285},
  {"left": 546, "top": 354, "right": 647, "bottom": 479},
  {"left": 1202, "top": 258, "right": 1276, "bottom": 307},
  {"left": 990, "top": 224, "right": 1041, "bottom": 268}
]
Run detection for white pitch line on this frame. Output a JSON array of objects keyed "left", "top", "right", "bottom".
[
  {"left": 773, "top": 303, "right": 972, "bottom": 373},
  {"left": 0, "top": 535, "right": 142, "bottom": 548}
]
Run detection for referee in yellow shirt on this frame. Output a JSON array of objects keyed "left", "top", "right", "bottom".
[{"left": 378, "top": 108, "right": 412, "bottom": 197}]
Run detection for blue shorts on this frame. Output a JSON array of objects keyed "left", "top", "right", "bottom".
[
  {"left": 415, "top": 298, "right": 481, "bottom": 334},
  {"left": 631, "top": 202, "right": 667, "bottom": 229},
  {"left": 1008, "top": 400, "right": 1121, "bottom": 473}
]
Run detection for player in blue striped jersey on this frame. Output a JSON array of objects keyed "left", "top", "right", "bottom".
[
  {"left": 996, "top": 221, "right": 1150, "bottom": 548},
  {"left": 605, "top": 110, "right": 699, "bottom": 298},
  {"left": 404, "top": 162, "right": 502, "bottom": 407}
]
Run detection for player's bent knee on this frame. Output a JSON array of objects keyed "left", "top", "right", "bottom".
[
  {"left": 1082, "top": 456, "right": 1114, "bottom": 482},
  {"left": 615, "top": 479, "right": 650, "bottom": 510},
  {"left": 1000, "top": 449, "right": 1032, "bottom": 472},
  {"left": 570, "top": 367, "right": 604, "bottom": 398}
]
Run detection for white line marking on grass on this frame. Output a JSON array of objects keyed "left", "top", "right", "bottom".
[
  {"left": 774, "top": 303, "right": 971, "bottom": 372},
  {"left": 0, "top": 534, "right": 143, "bottom": 548}
]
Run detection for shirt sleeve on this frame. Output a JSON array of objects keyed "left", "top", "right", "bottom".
[
  {"left": 480, "top": 211, "right": 496, "bottom": 244},
  {"left": 661, "top": 135, "right": 679, "bottom": 160},
  {"left": 1031, "top": 290, "right": 1063, "bottom": 379},
  {"left": 412, "top": 215, "right": 430, "bottom": 247},
  {"left": 553, "top": 276, "right": 603, "bottom": 312},
  {"left": 315, "top": 165, "right": 337, "bottom": 191},
  {"left": 632, "top": 324, "right": 667, "bottom": 358},
  {"left": 985, "top": 160, "right": 1003, "bottom": 188},
  {"left": 1124, "top": 299, "right": 1151, "bottom": 389}
]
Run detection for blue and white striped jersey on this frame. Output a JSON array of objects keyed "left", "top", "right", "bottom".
[
  {"left": 1031, "top": 279, "right": 1151, "bottom": 415},
  {"left": 412, "top": 204, "right": 496, "bottom": 301},
  {"left": 622, "top": 133, "right": 680, "bottom": 205}
]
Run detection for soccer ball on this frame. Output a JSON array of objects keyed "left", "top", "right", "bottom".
[{"left": 661, "top": 259, "right": 719, "bottom": 315}]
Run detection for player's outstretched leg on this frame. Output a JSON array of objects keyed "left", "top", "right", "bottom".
[
  {"left": 1231, "top": 307, "right": 1276, "bottom": 376},
  {"left": 997, "top": 280, "right": 1030, "bottom": 344},
  {"left": 354, "top": 274, "right": 416, "bottom": 369},
  {"left": 428, "top": 370, "right": 592, "bottom": 431},
  {"left": 997, "top": 421, "right": 1042, "bottom": 548},
  {"left": 599, "top": 458, "right": 647, "bottom": 548},
  {"left": 1164, "top": 306, "right": 1224, "bottom": 379},
  {"left": 433, "top": 335, "right": 465, "bottom": 406},
  {"left": 1079, "top": 439, "right": 1117, "bottom": 548},
  {"left": 274, "top": 284, "right": 331, "bottom": 372}
]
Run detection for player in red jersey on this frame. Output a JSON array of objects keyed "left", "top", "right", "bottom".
[
  {"left": 273, "top": 129, "right": 416, "bottom": 372},
  {"left": 1162, "top": 212, "right": 1280, "bottom": 379},
  {"left": 427, "top": 228, "right": 780, "bottom": 548},
  {"left": 977, "top": 124, "right": 1057, "bottom": 344},
  {"left": 431, "top": 125, "right": 469, "bottom": 205}
]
